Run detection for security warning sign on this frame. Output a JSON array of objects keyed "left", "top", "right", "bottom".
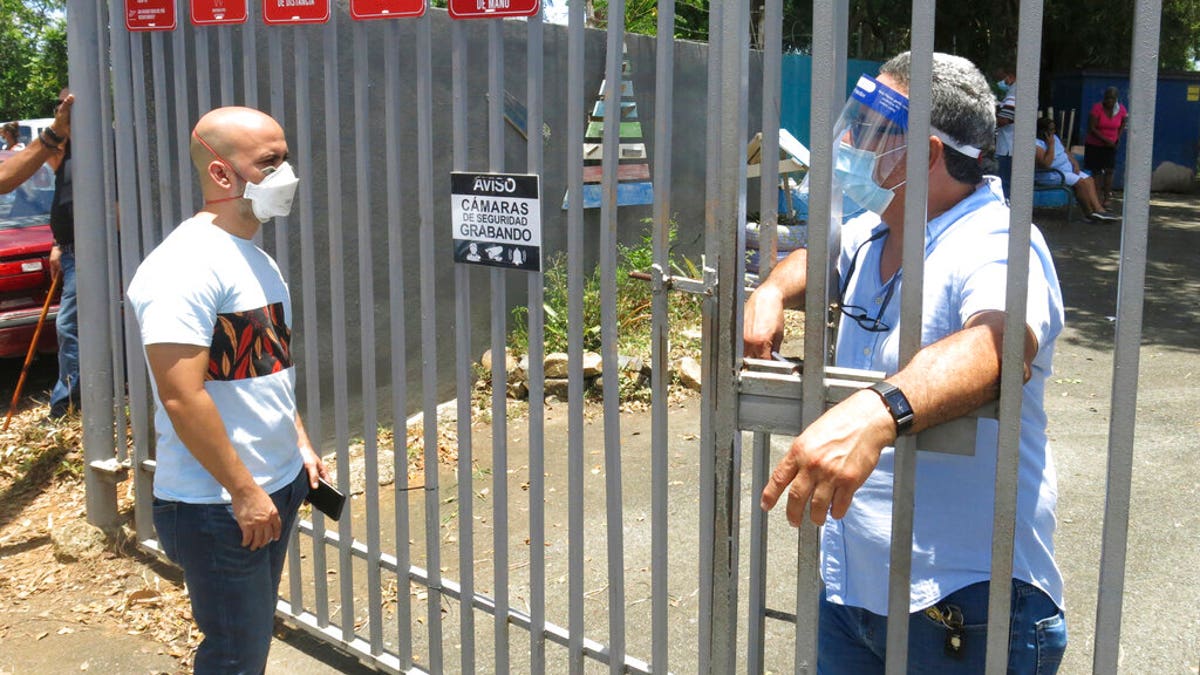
[{"left": 451, "top": 172, "right": 541, "bottom": 272}]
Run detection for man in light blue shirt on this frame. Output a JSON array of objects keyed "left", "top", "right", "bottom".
[{"left": 743, "top": 52, "right": 1067, "bottom": 672}]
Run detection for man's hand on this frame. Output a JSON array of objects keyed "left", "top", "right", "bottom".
[
  {"left": 743, "top": 284, "right": 786, "bottom": 359},
  {"left": 49, "top": 245, "right": 61, "bottom": 277},
  {"left": 51, "top": 94, "right": 73, "bottom": 140},
  {"left": 761, "top": 389, "right": 896, "bottom": 526},
  {"left": 299, "top": 442, "right": 329, "bottom": 490},
  {"left": 231, "top": 483, "right": 281, "bottom": 551}
]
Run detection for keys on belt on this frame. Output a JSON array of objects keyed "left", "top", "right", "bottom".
[{"left": 924, "top": 602, "right": 965, "bottom": 656}]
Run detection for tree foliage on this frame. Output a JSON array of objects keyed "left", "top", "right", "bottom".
[
  {"left": 0, "top": 0, "right": 67, "bottom": 122},
  {"left": 590, "top": 0, "right": 1198, "bottom": 73}
]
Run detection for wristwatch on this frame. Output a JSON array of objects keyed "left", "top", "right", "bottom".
[{"left": 868, "top": 381, "right": 914, "bottom": 435}]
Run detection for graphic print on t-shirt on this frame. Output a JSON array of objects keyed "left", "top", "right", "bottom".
[{"left": 206, "top": 302, "right": 292, "bottom": 381}]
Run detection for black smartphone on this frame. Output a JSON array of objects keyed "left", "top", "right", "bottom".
[{"left": 306, "top": 477, "right": 346, "bottom": 521}]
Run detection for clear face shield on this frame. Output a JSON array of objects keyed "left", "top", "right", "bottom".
[{"left": 830, "top": 74, "right": 912, "bottom": 217}]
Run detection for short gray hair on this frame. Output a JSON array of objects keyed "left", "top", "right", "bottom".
[{"left": 879, "top": 51, "right": 995, "bottom": 184}]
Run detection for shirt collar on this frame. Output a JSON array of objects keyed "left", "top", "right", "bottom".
[{"left": 924, "top": 177, "right": 1004, "bottom": 252}]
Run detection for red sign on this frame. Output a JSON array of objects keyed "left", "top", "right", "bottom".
[
  {"left": 262, "top": 0, "right": 330, "bottom": 24},
  {"left": 447, "top": 0, "right": 539, "bottom": 19},
  {"left": 125, "top": 0, "right": 177, "bottom": 31},
  {"left": 191, "top": 0, "right": 248, "bottom": 25},
  {"left": 350, "top": 0, "right": 425, "bottom": 19}
]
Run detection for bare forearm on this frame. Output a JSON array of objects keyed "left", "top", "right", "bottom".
[
  {"left": 0, "top": 142, "right": 58, "bottom": 194},
  {"left": 758, "top": 247, "right": 809, "bottom": 309}
]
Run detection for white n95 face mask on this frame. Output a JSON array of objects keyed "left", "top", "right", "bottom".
[{"left": 242, "top": 161, "right": 299, "bottom": 223}]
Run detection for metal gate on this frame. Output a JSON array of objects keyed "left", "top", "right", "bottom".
[{"left": 67, "top": 0, "right": 1173, "bottom": 673}]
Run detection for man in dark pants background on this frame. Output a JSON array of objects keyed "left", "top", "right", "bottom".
[{"left": 47, "top": 88, "right": 79, "bottom": 419}]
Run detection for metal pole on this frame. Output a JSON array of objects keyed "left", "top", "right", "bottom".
[
  {"left": 701, "top": 1, "right": 748, "bottom": 671},
  {"left": 1093, "top": 0, "right": 1161, "bottom": 670},
  {"left": 68, "top": 0, "right": 119, "bottom": 529}
]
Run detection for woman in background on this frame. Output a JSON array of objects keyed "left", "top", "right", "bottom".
[
  {"left": 1036, "top": 117, "right": 1118, "bottom": 222},
  {"left": 1083, "top": 86, "right": 1129, "bottom": 207},
  {"left": 1, "top": 122, "right": 24, "bottom": 151}
]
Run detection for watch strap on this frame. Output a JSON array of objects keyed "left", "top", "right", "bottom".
[{"left": 868, "top": 381, "right": 914, "bottom": 435}]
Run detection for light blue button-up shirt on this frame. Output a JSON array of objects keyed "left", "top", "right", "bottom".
[{"left": 826, "top": 176, "right": 1065, "bottom": 615}]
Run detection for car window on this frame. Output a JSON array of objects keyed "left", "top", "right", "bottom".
[{"left": 0, "top": 158, "right": 55, "bottom": 230}]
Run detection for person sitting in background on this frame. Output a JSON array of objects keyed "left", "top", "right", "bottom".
[
  {"left": 1035, "top": 117, "right": 1118, "bottom": 222},
  {"left": 1, "top": 122, "right": 25, "bottom": 151}
]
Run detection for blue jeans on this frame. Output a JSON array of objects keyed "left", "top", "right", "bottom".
[
  {"left": 996, "top": 154, "right": 1013, "bottom": 200},
  {"left": 818, "top": 579, "right": 1067, "bottom": 674},
  {"left": 153, "top": 468, "right": 308, "bottom": 674},
  {"left": 49, "top": 245, "right": 78, "bottom": 417}
]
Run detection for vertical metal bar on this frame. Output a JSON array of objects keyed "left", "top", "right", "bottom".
[
  {"left": 294, "top": 32, "right": 328, "bottom": 627},
  {"left": 798, "top": 2, "right": 848, "bottom": 669},
  {"left": 758, "top": 0, "right": 782, "bottom": 281},
  {"left": 417, "top": 13, "right": 445, "bottom": 672},
  {"left": 748, "top": 2, "right": 782, "bottom": 671},
  {"left": 322, "top": 15, "right": 357, "bottom": 644},
  {"left": 984, "top": 1, "right": 1043, "bottom": 671},
  {"left": 650, "top": 1, "right": 676, "bottom": 671},
  {"left": 566, "top": 0, "right": 587, "bottom": 671},
  {"left": 96, "top": 5, "right": 126, "bottom": 464},
  {"left": 352, "top": 18, "right": 384, "bottom": 657},
  {"left": 150, "top": 33, "right": 175, "bottom": 240},
  {"left": 1093, "top": 1, "right": 1161, "bottom": 670},
  {"left": 884, "top": 6, "right": 935, "bottom": 672},
  {"left": 598, "top": 5, "right": 627, "bottom": 672},
  {"left": 449, "top": 18, "right": 476, "bottom": 675},
  {"left": 170, "top": 8, "right": 194, "bottom": 221},
  {"left": 486, "top": 19, "right": 512, "bottom": 673},
  {"left": 701, "top": 1, "right": 748, "bottom": 671},
  {"left": 697, "top": 4, "right": 721, "bottom": 670},
  {"left": 109, "top": 0, "right": 152, "bottom": 542},
  {"left": 195, "top": 24, "right": 212, "bottom": 112},
  {"left": 267, "top": 29, "right": 289, "bottom": 278},
  {"left": 218, "top": 26, "right": 234, "bottom": 105},
  {"left": 68, "top": 0, "right": 118, "bottom": 528},
  {"left": 386, "top": 17, "right": 414, "bottom": 671},
  {"left": 129, "top": 33, "right": 156, "bottom": 256},
  {"left": 525, "top": 10, "right": 547, "bottom": 674},
  {"left": 241, "top": 5, "right": 258, "bottom": 110}
]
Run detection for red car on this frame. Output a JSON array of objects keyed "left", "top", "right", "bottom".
[{"left": 0, "top": 149, "right": 59, "bottom": 358}]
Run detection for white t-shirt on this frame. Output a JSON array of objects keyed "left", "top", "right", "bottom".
[{"left": 127, "top": 217, "right": 302, "bottom": 503}]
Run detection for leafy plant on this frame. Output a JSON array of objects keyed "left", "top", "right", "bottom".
[{"left": 508, "top": 224, "right": 702, "bottom": 359}]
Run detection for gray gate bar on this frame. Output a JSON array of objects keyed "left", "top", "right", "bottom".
[
  {"left": 702, "top": 1, "right": 748, "bottom": 671},
  {"left": 292, "top": 32, "right": 329, "bottom": 628},
  {"left": 387, "top": 17, "right": 414, "bottom": 671},
  {"left": 95, "top": 4, "right": 126, "bottom": 464},
  {"left": 351, "top": 18, "right": 385, "bottom": 657},
  {"left": 195, "top": 24, "right": 211, "bottom": 112},
  {"left": 150, "top": 33, "right": 173, "bottom": 240},
  {"left": 1093, "top": 0, "right": 1160, "bottom": 670},
  {"left": 128, "top": 33, "right": 155, "bottom": 260},
  {"left": 241, "top": 11, "right": 258, "bottom": 110},
  {"left": 747, "top": 0, "right": 782, "bottom": 670},
  {"left": 525, "top": 11, "right": 548, "bottom": 674},
  {"left": 107, "top": 0, "right": 153, "bottom": 541},
  {"left": 792, "top": 2, "right": 849, "bottom": 670},
  {"left": 449, "top": 17, "right": 476, "bottom": 674},
  {"left": 884, "top": 12, "right": 934, "bottom": 672},
  {"left": 267, "top": 29, "right": 289, "bottom": 277},
  {"left": 598, "top": 4, "right": 628, "bottom": 672},
  {"left": 984, "top": 1, "right": 1044, "bottom": 670},
  {"left": 650, "top": 2, "right": 676, "bottom": 671},
  {"left": 320, "top": 17, "right": 357, "bottom": 643},
  {"left": 417, "top": 14, "right": 445, "bottom": 672},
  {"left": 218, "top": 27, "right": 234, "bottom": 104},
  {"left": 487, "top": 19, "right": 512, "bottom": 674},
  {"left": 566, "top": 1, "right": 586, "bottom": 671},
  {"left": 68, "top": 0, "right": 118, "bottom": 528},
  {"left": 171, "top": 23, "right": 193, "bottom": 220}
]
